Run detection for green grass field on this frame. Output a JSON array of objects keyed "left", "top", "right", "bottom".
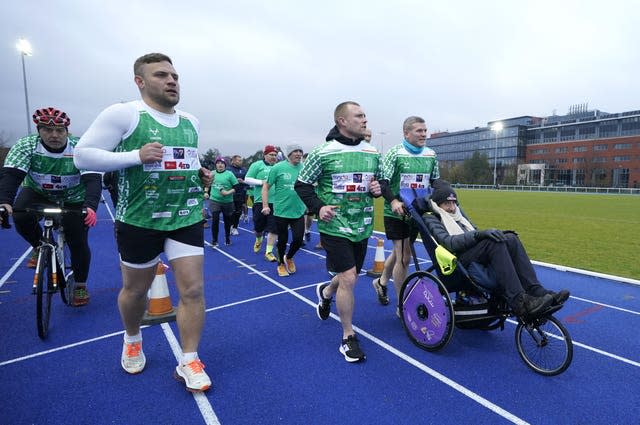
[{"left": 373, "top": 191, "right": 640, "bottom": 280}]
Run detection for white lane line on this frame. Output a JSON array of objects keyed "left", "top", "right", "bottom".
[
  {"left": 213, "top": 247, "right": 529, "bottom": 425},
  {"left": 568, "top": 295, "right": 640, "bottom": 315},
  {"left": 161, "top": 323, "right": 220, "bottom": 425},
  {"left": 0, "top": 248, "right": 32, "bottom": 289}
]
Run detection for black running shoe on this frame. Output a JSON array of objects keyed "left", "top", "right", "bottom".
[
  {"left": 372, "top": 278, "right": 389, "bottom": 305},
  {"left": 547, "top": 289, "right": 570, "bottom": 305},
  {"left": 512, "top": 293, "right": 554, "bottom": 317},
  {"left": 316, "top": 283, "right": 332, "bottom": 320},
  {"left": 339, "top": 334, "right": 366, "bottom": 363}
]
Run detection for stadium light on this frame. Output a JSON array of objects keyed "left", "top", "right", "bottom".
[
  {"left": 16, "top": 38, "right": 33, "bottom": 135},
  {"left": 491, "top": 122, "right": 503, "bottom": 187}
]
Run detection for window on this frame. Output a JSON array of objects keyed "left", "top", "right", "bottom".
[
  {"left": 573, "top": 157, "right": 585, "bottom": 163},
  {"left": 599, "top": 123, "right": 618, "bottom": 137},
  {"left": 560, "top": 128, "right": 575, "bottom": 141},
  {"left": 614, "top": 143, "right": 631, "bottom": 150},
  {"left": 593, "top": 144, "right": 608, "bottom": 151},
  {"left": 556, "top": 158, "right": 568, "bottom": 163},
  {"left": 578, "top": 126, "right": 596, "bottom": 139},
  {"left": 531, "top": 148, "right": 549, "bottom": 154},
  {"left": 555, "top": 147, "right": 568, "bottom": 153},
  {"left": 592, "top": 157, "right": 607, "bottom": 163},
  {"left": 614, "top": 156, "right": 630, "bottom": 162},
  {"left": 573, "top": 146, "right": 587, "bottom": 152}
]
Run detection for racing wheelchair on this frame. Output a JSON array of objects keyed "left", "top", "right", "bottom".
[{"left": 396, "top": 188, "right": 573, "bottom": 376}]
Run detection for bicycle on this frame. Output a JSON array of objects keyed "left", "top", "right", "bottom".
[{"left": 1, "top": 205, "right": 85, "bottom": 339}]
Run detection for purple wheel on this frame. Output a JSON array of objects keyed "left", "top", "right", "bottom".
[{"left": 400, "top": 271, "right": 454, "bottom": 351}]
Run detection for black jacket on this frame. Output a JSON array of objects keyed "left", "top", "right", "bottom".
[{"left": 421, "top": 202, "right": 479, "bottom": 255}]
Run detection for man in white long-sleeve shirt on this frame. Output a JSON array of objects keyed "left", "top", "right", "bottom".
[{"left": 74, "top": 53, "right": 213, "bottom": 392}]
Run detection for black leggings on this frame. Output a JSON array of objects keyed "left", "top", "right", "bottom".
[
  {"left": 13, "top": 188, "right": 91, "bottom": 282},
  {"left": 210, "top": 200, "right": 234, "bottom": 242},
  {"left": 275, "top": 216, "right": 305, "bottom": 264}
]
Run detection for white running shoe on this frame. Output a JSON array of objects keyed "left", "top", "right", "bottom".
[
  {"left": 230, "top": 227, "right": 239, "bottom": 236},
  {"left": 174, "top": 359, "right": 212, "bottom": 392},
  {"left": 121, "top": 341, "right": 146, "bottom": 374}
]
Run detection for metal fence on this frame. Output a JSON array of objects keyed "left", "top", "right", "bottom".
[{"left": 452, "top": 184, "right": 640, "bottom": 195}]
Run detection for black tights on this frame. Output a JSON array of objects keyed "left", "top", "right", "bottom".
[{"left": 275, "top": 216, "right": 305, "bottom": 263}]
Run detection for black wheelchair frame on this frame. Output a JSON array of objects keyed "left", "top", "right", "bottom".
[{"left": 396, "top": 188, "right": 573, "bottom": 376}]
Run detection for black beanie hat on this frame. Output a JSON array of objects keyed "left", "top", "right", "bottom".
[{"left": 430, "top": 179, "right": 458, "bottom": 205}]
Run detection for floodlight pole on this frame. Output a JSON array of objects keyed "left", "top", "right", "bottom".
[
  {"left": 17, "top": 38, "right": 33, "bottom": 135},
  {"left": 491, "top": 122, "right": 503, "bottom": 187}
]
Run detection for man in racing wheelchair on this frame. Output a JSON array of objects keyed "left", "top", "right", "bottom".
[{"left": 421, "top": 180, "right": 570, "bottom": 318}]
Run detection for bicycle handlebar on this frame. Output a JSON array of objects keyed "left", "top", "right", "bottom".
[{"left": 0, "top": 206, "right": 87, "bottom": 229}]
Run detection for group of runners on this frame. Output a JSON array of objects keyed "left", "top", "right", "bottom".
[{"left": 0, "top": 52, "right": 569, "bottom": 393}]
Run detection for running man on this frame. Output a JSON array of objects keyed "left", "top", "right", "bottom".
[
  {"left": 261, "top": 143, "right": 306, "bottom": 276},
  {"left": 373, "top": 116, "right": 439, "bottom": 315},
  {"left": 244, "top": 145, "right": 279, "bottom": 261},
  {"left": 74, "top": 53, "right": 213, "bottom": 392},
  {"left": 0, "top": 107, "right": 101, "bottom": 306},
  {"left": 295, "top": 101, "right": 381, "bottom": 363}
]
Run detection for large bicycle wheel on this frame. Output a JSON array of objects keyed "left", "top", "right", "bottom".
[
  {"left": 515, "top": 315, "right": 573, "bottom": 376},
  {"left": 35, "top": 246, "right": 54, "bottom": 339},
  {"left": 399, "top": 271, "right": 455, "bottom": 351}
]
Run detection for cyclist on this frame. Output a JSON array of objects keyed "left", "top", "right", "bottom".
[{"left": 0, "top": 107, "right": 101, "bottom": 307}]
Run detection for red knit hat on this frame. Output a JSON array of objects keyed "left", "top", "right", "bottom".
[{"left": 263, "top": 145, "right": 278, "bottom": 155}]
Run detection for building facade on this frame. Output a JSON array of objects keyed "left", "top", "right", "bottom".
[{"left": 427, "top": 106, "right": 640, "bottom": 188}]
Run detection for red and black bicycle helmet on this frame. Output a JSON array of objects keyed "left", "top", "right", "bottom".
[{"left": 32, "top": 107, "right": 71, "bottom": 127}]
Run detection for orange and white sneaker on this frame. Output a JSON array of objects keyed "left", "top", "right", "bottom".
[
  {"left": 174, "top": 359, "right": 212, "bottom": 392},
  {"left": 121, "top": 341, "right": 146, "bottom": 374},
  {"left": 277, "top": 263, "right": 289, "bottom": 277},
  {"left": 285, "top": 256, "right": 296, "bottom": 274}
]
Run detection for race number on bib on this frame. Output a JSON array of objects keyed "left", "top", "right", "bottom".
[
  {"left": 331, "top": 172, "right": 374, "bottom": 193},
  {"left": 143, "top": 146, "right": 200, "bottom": 172},
  {"left": 400, "top": 173, "right": 428, "bottom": 189}
]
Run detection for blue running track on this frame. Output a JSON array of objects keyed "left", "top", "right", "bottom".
[{"left": 1, "top": 193, "right": 639, "bottom": 424}]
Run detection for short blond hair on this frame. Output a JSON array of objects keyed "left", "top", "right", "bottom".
[{"left": 334, "top": 101, "right": 360, "bottom": 124}]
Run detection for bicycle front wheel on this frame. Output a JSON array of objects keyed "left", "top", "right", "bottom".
[
  {"left": 35, "top": 246, "right": 54, "bottom": 339},
  {"left": 515, "top": 315, "right": 573, "bottom": 376}
]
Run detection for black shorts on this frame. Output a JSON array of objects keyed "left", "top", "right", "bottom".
[
  {"left": 384, "top": 216, "right": 418, "bottom": 241},
  {"left": 320, "top": 233, "right": 368, "bottom": 274},
  {"left": 115, "top": 221, "right": 204, "bottom": 264},
  {"left": 252, "top": 203, "right": 277, "bottom": 233}
]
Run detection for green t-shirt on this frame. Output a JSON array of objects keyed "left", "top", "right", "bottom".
[
  {"left": 3, "top": 134, "right": 88, "bottom": 204},
  {"left": 246, "top": 160, "right": 275, "bottom": 203},
  {"left": 266, "top": 160, "right": 306, "bottom": 218},
  {"left": 298, "top": 140, "right": 380, "bottom": 242},
  {"left": 210, "top": 170, "right": 238, "bottom": 203},
  {"left": 381, "top": 143, "right": 439, "bottom": 219},
  {"left": 114, "top": 111, "right": 203, "bottom": 231}
]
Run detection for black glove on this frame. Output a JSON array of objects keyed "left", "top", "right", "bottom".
[{"left": 475, "top": 228, "right": 506, "bottom": 242}]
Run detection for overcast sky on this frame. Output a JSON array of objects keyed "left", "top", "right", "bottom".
[{"left": 2, "top": 0, "right": 638, "bottom": 157}]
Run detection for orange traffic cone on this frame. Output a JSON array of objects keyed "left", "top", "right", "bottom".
[
  {"left": 141, "top": 262, "right": 177, "bottom": 326},
  {"left": 366, "top": 238, "right": 386, "bottom": 277}
]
